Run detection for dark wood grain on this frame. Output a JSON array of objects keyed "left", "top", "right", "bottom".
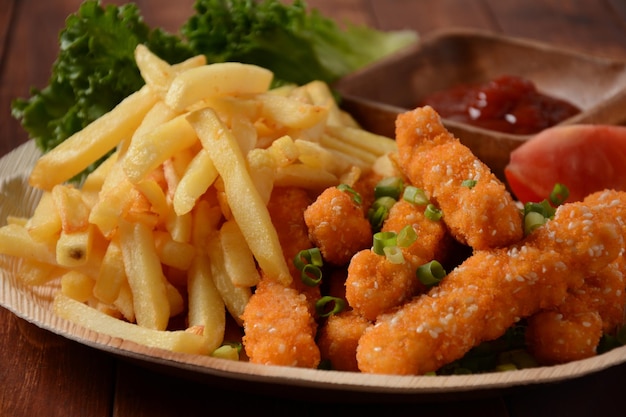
[
  {"left": 0, "top": 309, "right": 115, "bottom": 417},
  {"left": 2, "top": 1, "right": 626, "bottom": 416}
]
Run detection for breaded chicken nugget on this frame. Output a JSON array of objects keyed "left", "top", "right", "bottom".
[
  {"left": 241, "top": 278, "right": 320, "bottom": 368},
  {"left": 345, "top": 249, "right": 424, "bottom": 321},
  {"left": 304, "top": 185, "right": 372, "bottom": 265},
  {"left": 395, "top": 106, "right": 523, "bottom": 250},
  {"left": 317, "top": 309, "right": 371, "bottom": 372},
  {"left": 345, "top": 200, "right": 450, "bottom": 321},
  {"left": 526, "top": 256, "right": 626, "bottom": 365},
  {"left": 357, "top": 192, "right": 624, "bottom": 375}
]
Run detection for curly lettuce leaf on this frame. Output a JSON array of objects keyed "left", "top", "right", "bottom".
[{"left": 11, "top": 0, "right": 191, "bottom": 159}]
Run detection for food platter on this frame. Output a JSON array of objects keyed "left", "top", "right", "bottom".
[{"left": 3, "top": 139, "right": 626, "bottom": 399}]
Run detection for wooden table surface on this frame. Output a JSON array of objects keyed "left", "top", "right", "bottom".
[{"left": 2, "top": 1, "right": 626, "bottom": 416}]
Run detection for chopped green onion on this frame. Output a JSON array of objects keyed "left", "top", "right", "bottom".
[
  {"left": 523, "top": 199, "right": 555, "bottom": 219},
  {"left": 315, "top": 296, "right": 346, "bottom": 317},
  {"left": 368, "top": 196, "right": 396, "bottom": 231},
  {"left": 396, "top": 224, "right": 417, "bottom": 248},
  {"left": 337, "top": 183, "right": 362, "bottom": 205},
  {"left": 416, "top": 260, "right": 446, "bottom": 287},
  {"left": 301, "top": 264, "right": 323, "bottom": 287},
  {"left": 424, "top": 203, "right": 443, "bottom": 221},
  {"left": 524, "top": 211, "right": 547, "bottom": 235},
  {"left": 549, "top": 183, "right": 569, "bottom": 206},
  {"left": 211, "top": 343, "right": 242, "bottom": 360},
  {"left": 461, "top": 179, "right": 478, "bottom": 189},
  {"left": 294, "top": 248, "right": 324, "bottom": 287},
  {"left": 374, "top": 176, "right": 404, "bottom": 200},
  {"left": 293, "top": 248, "right": 323, "bottom": 271},
  {"left": 383, "top": 245, "right": 405, "bottom": 264},
  {"left": 372, "top": 231, "right": 397, "bottom": 255},
  {"left": 523, "top": 199, "right": 556, "bottom": 235},
  {"left": 403, "top": 185, "right": 429, "bottom": 205}
]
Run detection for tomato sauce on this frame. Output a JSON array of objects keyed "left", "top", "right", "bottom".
[{"left": 419, "top": 75, "right": 581, "bottom": 135}]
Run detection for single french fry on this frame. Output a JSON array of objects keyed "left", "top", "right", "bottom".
[
  {"left": 17, "top": 259, "right": 65, "bottom": 286},
  {"left": 135, "top": 44, "right": 175, "bottom": 96},
  {"left": 267, "top": 135, "right": 300, "bottom": 168},
  {"left": 325, "top": 124, "right": 397, "bottom": 156},
  {"left": 165, "top": 63, "right": 273, "bottom": 111},
  {"left": 154, "top": 231, "right": 196, "bottom": 271},
  {"left": 187, "top": 254, "right": 225, "bottom": 353},
  {"left": 29, "top": 85, "right": 157, "bottom": 190},
  {"left": 114, "top": 279, "right": 135, "bottom": 323},
  {"left": 53, "top": 294, "right": 208, "bottom": 354},
  {"left": 245, "top": 148, "right": 276, "bottom": 205},
  {"left": 56, "top": 226, "right": 95, "bottom": 267},
  {"left": 165, "top": 281, "right": 185, "bottom": 318},
  {"left": 26, "top": 191, "right": 62, "bottom": 242},
  {"left": 118, "top": 219, "right": 170, "bottom": 330},
  {"left": 0, "top": 223, "right": 57, "bottom": 264},
  {"left": 188, "top": 108, "right": 291, "bottom": 285},
  {"left": 81, "top": 151, "right": 119, "bottom": 206},
  {"left": 206, "top": 235, "right": 251, "bottom": 326},
  {"left": 274, "top": 164, "right": 339, "bottom": 191},
  {"left": 93, "top": 238, "right": 126, "bottom": 304},
  {"left": 123, "top": 115, "right": 198, "bottom": 183},
  {"left": 172, "top": 149, "right": 219, "bottom": 216},
  {"left": 258, "top": 92, "right": 329, "bottom": 130},
  {"left": 60, "top": 270, "right": 95, "bottom": 303},
  {"left": 219, "top": 220, "right": 261, "bottom": 287},
  {"left": 51, "top": 184, "right": 91, "bottom": 233}
]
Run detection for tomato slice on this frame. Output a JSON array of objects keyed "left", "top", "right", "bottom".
[{"left": 504, "top": 124, "right": 626, "bottom": 203}]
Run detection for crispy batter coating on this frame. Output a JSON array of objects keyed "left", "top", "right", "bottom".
[
  {"left": 241, "top": 278, "right": 320, "bottom": 368},
  {"left": 526, "top": 256, "right": 626, "bottom": 365},
  {"left": 345, "top": 249, "right": 423, "bottom": 322},
  {"left": 266, "top": 186, "right": 320, "bottom": 301},
  {"left": 304, "top": 185, "right": 372, "bottom": 265},
  {"left": 240, "top": 187, "right": 321, "bottom": 368},
  {"left": 395, "top": 106, "right": 523, "bottom": 250},
  {"left": 382, "top": 199, "right": 452, "bottom": 263},
  {"left": 317, "top": 310, "right": 371, "bottom": 372},
  {"left": 357, "top": 191, "right": 625, "bottom": 375},
  {"left": 345, "top": 200, "right": 451, "bottom": 321}
]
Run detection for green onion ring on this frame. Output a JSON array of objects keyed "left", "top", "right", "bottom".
[
  {"left": 315, "top": 296, "right": 346, "bottom": 318},
  {"left": 416, "top": 260, "right": 447, "bottom": 287}
]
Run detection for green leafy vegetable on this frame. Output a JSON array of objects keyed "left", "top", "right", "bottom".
[
  {"left": 11, "top": 1, "right": 191, "bottom": 172},
  {"left": 183, "top": 0, "right": 417, "bottom": 86},
  {"left": 11, "top": 0, "right": 417, "bottom": 181}
]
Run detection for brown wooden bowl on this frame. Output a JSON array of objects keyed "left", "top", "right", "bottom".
[{"left": 334, "top": 28, "right": 626, "bottom": 181}]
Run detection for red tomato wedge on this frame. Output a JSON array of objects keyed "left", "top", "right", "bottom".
[{"left": 504, "top": 124, "right": 626, "bottom": 203}]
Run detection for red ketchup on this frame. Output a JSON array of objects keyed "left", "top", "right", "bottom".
[{"left": 419, "top": 75, "right": 581, "bottom": 135}]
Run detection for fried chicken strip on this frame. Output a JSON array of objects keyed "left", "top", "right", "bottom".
[
  {"left": 395, "top": 106, "right": 523, "bottom": 250},
  {"left": 357, "top": 191, "right": 625, "bottom": 375},
  {"left": 526, "top": 255, "right": 626, "bottom": 365}
]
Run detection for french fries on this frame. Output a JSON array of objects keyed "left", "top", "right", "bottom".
[{"left": 0, "top": 45, "right": 397, "bottom": 357}]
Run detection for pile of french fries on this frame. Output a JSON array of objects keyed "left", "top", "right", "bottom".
[{"left": 0, "top": 45, "right": 397, "bottom": 357}]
